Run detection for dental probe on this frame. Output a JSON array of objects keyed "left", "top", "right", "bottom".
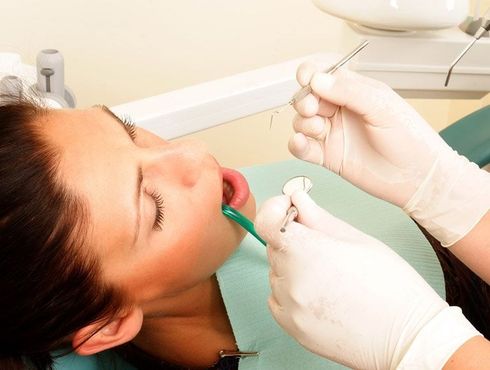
[
  {"left": 445, "top": 7, "right": 490, "bottom": 87},
  {"left": 289, "top": 40, "right": 370, "bottom": 105},
  {"left": 269, "top": 40, "right": 369, "bottom": 128}
]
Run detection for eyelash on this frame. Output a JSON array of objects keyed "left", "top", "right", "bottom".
[
  {"left": 121, "top": 115, "right": 137, "bottom": 141},
  {"left": 117, "top": 112, "right": 162, "bottom": 231},
  {"left": 150, "top": 190, "right": 165, "bottom": 231}
]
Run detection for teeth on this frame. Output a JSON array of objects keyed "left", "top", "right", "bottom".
[{"left": 223, "top": 181, "right": 234, "bottom": 203}]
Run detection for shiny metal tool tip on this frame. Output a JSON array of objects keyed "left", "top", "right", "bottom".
[{"left": 289, "top": 39, "right": 370, "bottom": 105}]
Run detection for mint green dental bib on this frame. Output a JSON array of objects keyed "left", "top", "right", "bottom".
[{"left": 216, "top": 160, "right": 445, "bottom": 370}]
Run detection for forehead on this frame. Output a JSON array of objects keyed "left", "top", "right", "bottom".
[
  {"left": 39, "top": 108, "right": 128, "bottom": 176},
  {"left": 39, "top": 107, "right": 136, "bottom": 258},
  {"left": 41, "top": 108, "right": 119, "bottom": 144}
]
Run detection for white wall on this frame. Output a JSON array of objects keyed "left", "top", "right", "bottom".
[{"left": 1, "top": 0, "right": 489, "bottom": 167}]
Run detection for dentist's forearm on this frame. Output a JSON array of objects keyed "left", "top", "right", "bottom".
[
  {"left": 449, "top": 211, "right": 490, "bottom": 285},
  {"left": 443, "top": 336, "right": 490, "bottom": 370}
]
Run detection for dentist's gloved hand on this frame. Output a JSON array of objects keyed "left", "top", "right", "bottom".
[
  {"left": 255, "top": 191, "right": 481, "bottom": 370},
  {"left": 290, "top": 65, "right": 490, "bottom": 247}
]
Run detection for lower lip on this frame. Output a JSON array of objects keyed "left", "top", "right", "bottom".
[{"left": 221, "top": 167, "right": 250, "bottom": 209}]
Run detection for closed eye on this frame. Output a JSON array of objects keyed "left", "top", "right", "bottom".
[
  {"left": 149, "top": 190, "right": 165, "bottom": 231},
  {"left": 120, "top": 115, "right": 137, "bottom": 141}
]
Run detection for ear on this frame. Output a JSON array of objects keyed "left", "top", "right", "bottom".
[{"left": 72, "top": 306, "right": 143, "bottom": 356}]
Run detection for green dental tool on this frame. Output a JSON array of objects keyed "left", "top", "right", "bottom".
[{"left": 221, "top": 204, "right": 266, "bottom": 246}]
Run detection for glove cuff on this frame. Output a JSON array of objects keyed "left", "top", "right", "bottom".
[
  {"left": 397, "top": 306, "right": 481, "bottom": 370},
  {"left": 403, "top": 150, "right": 490, "bottom": 247}
]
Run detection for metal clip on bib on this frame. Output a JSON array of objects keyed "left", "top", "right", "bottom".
[{"left": 219, "top": 349, "right": 259, "bottom": 359}]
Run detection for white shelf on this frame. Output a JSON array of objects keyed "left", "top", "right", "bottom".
[{"left": 348, "top": 27, "right": 490, "bottom": 99}]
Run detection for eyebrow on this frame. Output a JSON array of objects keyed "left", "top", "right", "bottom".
[
  {"left": 97, "top": 104, "right": 135, "bottom": 141},
  {"left": 95, "top": 104, "right": 142, "bottom": 247}
]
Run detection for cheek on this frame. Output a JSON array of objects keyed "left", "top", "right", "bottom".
[
  {"left": 137, "top": 223, "right": 225, "bottom": 295},
  {"left": 127, "top": 178, "right": 256, "bottom": 297},
  {"left": 138, "top": 200, "right": 224, "bottom": 285}
]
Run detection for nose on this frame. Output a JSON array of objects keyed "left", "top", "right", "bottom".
[{"left": 141, "top": 139, "right": 210, "bottom": 187}]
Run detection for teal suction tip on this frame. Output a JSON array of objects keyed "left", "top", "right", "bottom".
[{"left": 221, "top": 204, "right": 266, "bottom": 246}]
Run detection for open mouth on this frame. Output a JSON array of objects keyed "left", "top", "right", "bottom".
[{"left": 221, "top": 167, "right": 250, "bottom": 209}]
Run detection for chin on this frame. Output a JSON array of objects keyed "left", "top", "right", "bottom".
[{"left": 241, "top": 193, "right": 256, "bottom": 221}]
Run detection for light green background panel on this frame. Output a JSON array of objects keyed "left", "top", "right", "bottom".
[{"left": 241, "top": 160, "right": 445, "bottom": 298}]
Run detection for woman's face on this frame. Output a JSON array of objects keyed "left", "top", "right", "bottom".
[{"left": 41, "top": 107, "right": 255, "bottom": 306}]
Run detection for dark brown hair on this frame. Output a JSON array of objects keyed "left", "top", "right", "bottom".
[{"left": 0, "top": 91, "right": 125, "bottom": 369}]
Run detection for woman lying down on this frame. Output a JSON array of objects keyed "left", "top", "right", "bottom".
[{"left": 2, "top": 92, "right": 487, "bottom": 370}]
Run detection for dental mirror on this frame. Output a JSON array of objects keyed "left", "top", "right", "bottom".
[
  {"left": 282, "top": 175, "right": 313, "bottom": 196},
  {"left": 280, "top": 176, "right": 313, "bottom": 232}
]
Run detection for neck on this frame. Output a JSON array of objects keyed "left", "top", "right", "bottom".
[{"left": 132, "top": 275, "right": 237, "bottom": 368}]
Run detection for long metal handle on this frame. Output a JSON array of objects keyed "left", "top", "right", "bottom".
[
  {"left": 290, "top": 40, "right": 369, "bottom": 105},
  {"left": 445, "top": 7, "right": 490, "bottom": 87},
  {"left": 444, "top": 38, "right": 478, "bottom": 87},
  {"left": 280, "top": 206, "right": 298, "bottom": 233}
]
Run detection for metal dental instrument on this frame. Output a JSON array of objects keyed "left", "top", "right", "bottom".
[
  {"left": 280, "top": 176, "right": 313, "bottom": 233},
  {"left": 445, "top": 8, "right": 490, "bottom": 87},
  {"left": 289, "top": 40, "right": 370, "bottom": 105},
  {"left": 269, "top": 40, "right": 369, "bottom": 128}
]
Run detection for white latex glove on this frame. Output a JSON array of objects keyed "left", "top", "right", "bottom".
[
  {"left": 290, "top": 65, "right": 490, "bottom": 246},
  {"left": 255, "top": 191, "right": 481, "bottom": 370}
]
